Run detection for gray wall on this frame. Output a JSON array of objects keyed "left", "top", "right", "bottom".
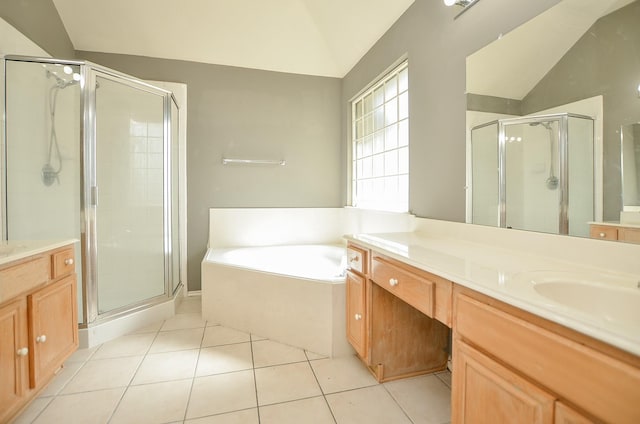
[
  {"left": 521, "top": 1, "right": 640, "bottom": 220},
  {"left": 342, "top": 0, "right": 560, "bottom": 220},
  {"left": 0, "top": 0, "right": 74, "bottom": 58},
  {"left": 76, "top": 52, "right": 342, "bottom": 291}
]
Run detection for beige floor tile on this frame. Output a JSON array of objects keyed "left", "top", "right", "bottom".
[
  {"left": 310, "top": 355, "right": 378, "bottom": 394},
  {"left": 110, "top": 379, "right": 192, "bottom": 424},
  {"left": 132, "top": 349, "right": 200, "bottom": 384},
  {"left": 128, "top": 320, "right": 164, "bottom": 335},
  {"left": 259, "top": 396, "right": 335, "bottom": 424},
  {"left": 65, "top": 345, "right": 98, "bottom": 363},
  {"left": 385, "top": 374, "right": 451, "bottom": 424},
  {"left": 250, "top": 333, "right": 267, "bottom": 341},
  {"left": 38, "top": 361, "right": 83, "bottom": 397},
  {"left": 149, "top": 327, "right": 204, "bottom": 353},
  {"left": 196, "top": 343, "right": 253, "bottom": 377},
  {"left": 177, "top": 297, "right": 202, "bottom": 314},
  {"left": 12, "top": 397, "right": 52, "bottom": 424},
  {"left": 92, "top": 333, "right": 156, "bottom": 359},
  {"left": 33, "top": 388, "right": 124, "bottom": 424},
  {"left": 185, "top": 408, "right": 259, "bottom": 424},
  {"left": 252, "top": 339, "right": 307, "bottom": 368},
  {"left": 186, "top": 370, "right": 257, "bottom": 419},
  {"left": 202, "top": 325, "right": 251, "bottom": 347},
  {"left": 255, "top": 362, "right": 322, "bottom": 406},
  {"left": 161, "top": 312, "right": 207, "bottom": 331},
  {"left": 326, "top": 385, "right": 412, "bottom": 424},
  {"left": 61, "top": 356, "right": 143, "bottom": 394}
]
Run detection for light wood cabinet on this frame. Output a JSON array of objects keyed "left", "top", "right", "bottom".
[
  {"left": 589, "top": 223, "right": 640, "bottom": 244},
  {"left": 453, "top": 340, "right": 555, "bottom": 424},
  {"left": 452, "top": 286, "right": 640, "bottom": 424},
  {"left": 346, "top": 243, "right": 451, "bottom": 382},
  {"left": 28, "top": 275, "right": 78, "bottom": 388},
  {"left": 0, "top": 245, "right": 78, "bottom": 423},
  {"left": 346, "top": 270, "right": 367, "bottom": 360},
  {"left": 0, "top": 298, "right": 29, "bottom": 424}
]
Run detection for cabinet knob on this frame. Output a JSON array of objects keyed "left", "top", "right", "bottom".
[
  {"left": 599, "top": 232, "right": 606, "bottom": 238},
  {"left": 349, "top": 256, "right": 359, "bottom": 263},
  {"left": 36, "top": 335, "right": 47, "bottom": 343},
  {"left": 16, "top": 347, "right": 29, "bottom": 357},
  {"left": 354, "top": 313, "right": 362, "bottom": 321},
  {"left": 389, "top": 278, "right": 399, "bottom": 286},
  {"left": 64, "top": 258, "right": 74, "bottom": 265}
]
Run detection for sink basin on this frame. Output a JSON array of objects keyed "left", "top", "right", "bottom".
[
  {"left": 512, "top": 270, "right": 640, "bottom": 329},
  {"left": 534, "top": 280, "right": 640, "bottom": 325}
]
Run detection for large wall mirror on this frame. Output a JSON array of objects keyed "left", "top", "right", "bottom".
[{"left": 465, "top": 0, "right": 640, "bottom": 239}]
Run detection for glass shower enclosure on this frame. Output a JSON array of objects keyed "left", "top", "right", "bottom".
[
  {"left": 470, "top": 113, "right": 594, "bottom": 237},
  {"left": 1, "top": 56, "right": 181, "bottom": 327}
]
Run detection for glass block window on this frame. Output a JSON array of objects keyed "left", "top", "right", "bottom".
[{"left": 351, "top": 61, "right": 408, "bottom": 212}]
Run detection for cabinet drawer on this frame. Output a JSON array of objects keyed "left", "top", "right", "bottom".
[
  {"left": 0, "top": 256, "right": 50, "bottom": 302},
  {"left": 618, "top": 227, "right": 640, "bottom": 244},
  {"left": 455, "top": 293, "right": 640, "bottom": 423},
  {"left": 346, "top": 245, "right": 367, "bottom": 275},
  {"left": 52, "top": 248, "right": 75, "bottom": 279},
  {"left": 589, "top": 225, "right": 617, "bottom": 241},
  {"left": 371, "top": 256, "right": 434, "bottom": 317}
]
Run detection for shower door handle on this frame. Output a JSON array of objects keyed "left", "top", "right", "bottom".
[{"left": 91, "top": 186, "right": 99, "bottom": 206}]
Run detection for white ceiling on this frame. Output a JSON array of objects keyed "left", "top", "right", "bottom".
[
  {"left": 466, "top": 0, "right": 635, "bottom": 100},
  {"left": 51, "top": 0, "right": 415, "bottom": 78}
]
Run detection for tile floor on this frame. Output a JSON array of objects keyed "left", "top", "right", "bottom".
[{"left": 14, "top": 296, "right": 451, "bottom": 424}]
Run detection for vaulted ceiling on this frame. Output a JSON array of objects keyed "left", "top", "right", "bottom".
[{"left": 51, "top": 0, "right": 415, "bottom": 77}]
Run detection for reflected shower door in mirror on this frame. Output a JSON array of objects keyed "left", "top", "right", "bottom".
[
  {"left": 621, "top": 123, "right": 640, "bottom": 224},
  {"left": 466, "top": 0, "right": 640, "bottom": 238},
  {"left": 470, "top": 114, "right": 594, "bottom": 237}
]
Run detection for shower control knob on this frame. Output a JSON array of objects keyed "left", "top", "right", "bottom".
[
  {"left": 36, "top": 335, "right": 47, "bottom": 343},
  {"left": 389, "top": 278, "right": 399, "bottom": 287},
  {"left": 16, "top": 347, "right": 28, "bottom": 357},
  {"left": 64, "top": 258, "right": 74, "bottom": 265},
  {"left": 354, "top": 314, "right": 362, "bottom": 321}
]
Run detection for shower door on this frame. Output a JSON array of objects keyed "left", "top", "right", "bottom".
[{"left": 91, "top": 73, "right": 167, "bottom": 315}]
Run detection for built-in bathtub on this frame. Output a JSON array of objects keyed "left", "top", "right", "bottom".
[{"left": 201, "top": 244, "right": 353, "bottom": 357}]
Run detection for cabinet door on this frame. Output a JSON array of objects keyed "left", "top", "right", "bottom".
[
  {"left": 555, "top": 402, "right": 594, "bottom": 424},
  {"left": 452, "top": 340, "right": 555, "bottom": 424},
  {"left": 618, "top": 227, "right": 640, "bottom": 244},
  {"left": 346, "top": 271, "right": 367, "bottom": 359},
  {"left": 0, "top": 298, "right": 29, "bottom": 422},
  {"left": 28, "top": 275, "right": 78, "bottom": 388}
]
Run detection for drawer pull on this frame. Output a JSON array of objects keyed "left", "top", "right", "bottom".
[
  {"left": 36, "top": 334, "right": 47, "bottom": 343},
  {"left": 16, "top": 347, "right": 29, "bottom": 357},
  {"left": 349, "top": 256, "right": 360, "bottom": 263},
  {"left": 354, "top": 313, "right": 362, "bottom": 321},
  {"left": 64, "top": 258, "right": 74, "bottom": 265},
  {"left": 389, "top": 278, "right": 399, "bottom": 287},
  {"left": 599, "top": 232, "right": 606, "bottom": 238}
]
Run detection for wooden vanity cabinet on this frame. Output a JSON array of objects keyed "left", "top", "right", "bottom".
[
  {"left": 346, "top": 243, "right": 451, "bottom": 382},
  {"left": 590, "top": 223, "right": 640, "bottom": 244},
  {"left": 346, "top": 245, "right": 368, "bottom": 361},
  {"left": 0, "top": 245, "right": 78, "bottom": 423},
  {"left": 452, "top": 286, "right": 640, "bottom": 424}
]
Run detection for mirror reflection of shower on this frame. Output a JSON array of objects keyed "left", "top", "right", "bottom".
[
  {"left": 470, "top": 113, "right": 595, "bottom": 237},
  {"left": 42, "top": 64, "right": 81, "bottom": 186},
  {"left": 529, "top": 121, "right": 559, "bottom": 190}
]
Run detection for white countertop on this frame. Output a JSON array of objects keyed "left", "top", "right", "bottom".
[
  {"left": 589, "top": 221, "right": 640, "bottom": 229},
  {"left": 345, "top": 232, "right": 640, "bottom": 357},
  {"left": 0, "top": 239, "right": 78, "bottom": 267}
]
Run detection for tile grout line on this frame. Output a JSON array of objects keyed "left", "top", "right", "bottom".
[
  {"left": 249, "top": 334, "right": 262, "bottom": 424},
  {"left": 105, "top": 321, "right": 165, "bottom": 424},
  {"left": 180, "top": 319, "right": 208, "bottom": 423},
  {"left": 380, "top": 382, "right": 416, "bottom": 424},
  {"left": 305, "top": 350, "right": 339, "bottom": 424}
]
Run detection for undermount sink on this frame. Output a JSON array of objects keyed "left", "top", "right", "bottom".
[{"left": 516, "top": 271, "right": 640, "bottom": 328}]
